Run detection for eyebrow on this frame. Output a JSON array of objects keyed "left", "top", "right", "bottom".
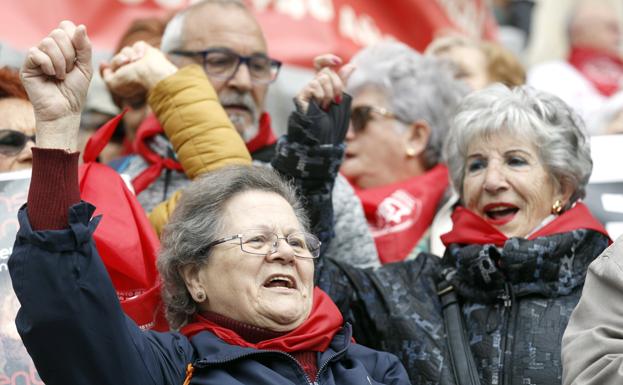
[{"left": 466, "top": 148, "right": 533, "bottom": 158}]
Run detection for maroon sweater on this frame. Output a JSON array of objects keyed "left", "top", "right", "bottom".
[{"left": 26, "top": 147, "right": 319, "bottom": 380}]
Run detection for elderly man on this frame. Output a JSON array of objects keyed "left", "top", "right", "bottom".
[
  {"left": 528, "top": 0, "right": 623, "bottom": 135},
  {"left": 105, "top": 0, "right": 379, "bottom": 267}
]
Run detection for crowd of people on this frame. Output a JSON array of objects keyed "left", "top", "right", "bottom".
[{"left": 4, "top": 0, "right": 623, "bottom": 384}]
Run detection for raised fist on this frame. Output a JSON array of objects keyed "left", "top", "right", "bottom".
[{"left": 20, "top": 20, "right": 93, "bottom": 150}]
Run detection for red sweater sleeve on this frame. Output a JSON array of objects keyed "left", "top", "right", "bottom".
[{"left": 27, "top": 147, "right": 81, "bottom": 230}]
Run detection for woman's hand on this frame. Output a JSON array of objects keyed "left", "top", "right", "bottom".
[
  {"left": 295, "top": 54, "right": 355, "bottom": 114},
  {"left": 101, "top": 41, "right": 178, "bottom": 102},
  {"left": 20, "top": 20, "right": 93, "bottom": 151}
]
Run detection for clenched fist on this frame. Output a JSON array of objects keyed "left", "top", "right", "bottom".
[{"left": 21, "top": 20, "right": 93, "bottom": 151}]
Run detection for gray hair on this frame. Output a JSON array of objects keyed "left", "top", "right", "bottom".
[
  {"left": 347, "top": 40, "right": 469, "bottom": 168},
  {"left": 161, "top": 0, "right": 247, "bottom": 53},
  {"left": 158, "top": 165, "right": 309, "bottom": 330},
  {"left": 444, "top": 84, "right": 592, "bottom": 207}
]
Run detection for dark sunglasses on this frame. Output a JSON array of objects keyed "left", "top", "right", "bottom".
[
  {"left": 0, "top": 129, "right": 35, "bottom": 155},
  {"left": 350, "top": 106, "right": 400, "bottom": 133}
]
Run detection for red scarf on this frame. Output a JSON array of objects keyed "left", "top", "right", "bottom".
[
  {"left": 568, "top": 45, "right": 623, "bottom": 97},
  {"left": 355, "top": 164, "right": 449, "bottom": 264},
  {"left": 246, "top": 113, "right": 277, "bottom": 153},
  {"left": 180, "top": 287, "right": 343, "bottom": 353},
  {"left": 441, "top": 202, "right": 610, "bottom": 247},
  {"left": 131, "top": 112, "right": 277, "bottom": 195}
]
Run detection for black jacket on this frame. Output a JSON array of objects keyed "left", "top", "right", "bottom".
[{"left": 272, "top": 97, "right": 611, "bottom": 385}]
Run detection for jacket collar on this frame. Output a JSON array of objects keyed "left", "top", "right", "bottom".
[
  {"left": 441, "top": 229, "right": 610, "bottom": 303},
  {"left": 188, "top": 323, "right": 353, "bottom": 367}
]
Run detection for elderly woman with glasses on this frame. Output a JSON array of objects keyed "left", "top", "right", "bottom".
[
  {"left": 0, "top": 67, "right": 36, "bottom": 172},
  {"left": 9, "top": 22, "right": 410, "bottom": 385},
  {"left": 330, "top": 40, "right": 468, "bottom": 263}
]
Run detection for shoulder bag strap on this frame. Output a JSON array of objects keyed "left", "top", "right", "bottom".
[{"left": 437, "top": 279, "right": 482, "bottom": 385}]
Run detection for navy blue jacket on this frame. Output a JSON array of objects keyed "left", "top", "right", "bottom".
[{"left": 9, "top": 203, "right": 411, "bottom": 385}]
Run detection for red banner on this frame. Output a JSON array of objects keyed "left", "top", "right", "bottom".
[{"left": 0, "top": 0, "right": 495, "bottom": 67}]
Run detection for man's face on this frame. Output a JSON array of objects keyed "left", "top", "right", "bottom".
[{"left": 176, "top": 5, "right": 270, "bottom": 141}]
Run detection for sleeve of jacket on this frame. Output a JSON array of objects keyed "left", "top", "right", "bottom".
[
  {"left": 8, "top": 202, "right": 193, "bottom": 385},
  {"left": 562, "top": 236, "right": 623, "bottom": 385},
  {"left": 147, "top": 65, "right": 252, "bottom": 233},
  {"left": 271, "top": 97, "right": 350, "bottom": 260}
]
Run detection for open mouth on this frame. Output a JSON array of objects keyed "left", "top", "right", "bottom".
[
  {"left": 263, "top": 275, "right": 297, "bottom": 290},
  {"left": 483, "top": 203, "right": 519, "bottom": 225}
]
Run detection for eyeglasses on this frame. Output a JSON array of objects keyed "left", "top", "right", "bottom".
[
  {"left": 171, "top": 48, "right": 282, "bottom": 84},
  {"left": 202, "top": 229, "right": 321, "bottom": 259},
  {"left": 0, "top": 129, "right": 35, "bottom": 155},
  {"left": 350, "top": 105, "right": 401, "bottom": 133}
]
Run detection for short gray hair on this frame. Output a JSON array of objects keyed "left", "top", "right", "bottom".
[
  {"left": 158, "top": 165, "right": 309, "bottom": 329},
  {"left": 347, "top": 40, "right": 468, "bottom": 168},
  {"left": 444, "top": 84, "right": 592, "bottom": 207},
  {"left": 161, "top": 0, "right": 247, "bottom": 53}
]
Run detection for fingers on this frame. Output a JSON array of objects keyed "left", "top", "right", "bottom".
[
  {"left": 22, "top": 21, "right": 91, "bottom": 80},
  {"left": 338, "top": 63, "right": 356, "bottom": 84},
  {"left": 313, "top": 54, "right": 342, "bottom": 72},
  {"left": 39, "top": 36, "right": 68, "bottom": 79},
  {"left": 72, "top": 24, "right": 92, "bottom": 71},
  {"left": 49, "top": 28, "right": 75, "bottom": 74},
  {"left": 23, "top": 47, "right": 55, "bottom": 77}
]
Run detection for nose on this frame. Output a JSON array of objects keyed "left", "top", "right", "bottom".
[
  {"left": 265, "top": 237, "right": 296, "bottom": 265},
  {"left": 345, "top": 121, "right": 356, "bottom": 140},
  {"left": 227, "top": 62, "right": 253, "bottom": 93},
  {"left": 482, "top": 162, "right": 508, "bottom": 194}
]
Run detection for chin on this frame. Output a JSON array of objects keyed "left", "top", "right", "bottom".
[{"left": 257, "top": 298, "right": 311, "bottom": 331}]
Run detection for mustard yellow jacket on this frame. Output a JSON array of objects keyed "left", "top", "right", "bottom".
[{"left": 147, "top": 65, "right": 251, "bottom": 235}]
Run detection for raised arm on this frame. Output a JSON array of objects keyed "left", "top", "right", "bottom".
[
  {"left": 103, "top": 42, "right": 251, "bottom": 234},
  {"left": 271, "top": 55, "right": 353, "bottom": 256},
  {"left": 10, "top": 22, "right": 191, "bottom": 385}
]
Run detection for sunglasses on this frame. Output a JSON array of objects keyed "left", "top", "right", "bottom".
[
  {"left": 350, "top": 106, "right": 400, "bottom": 133},
  {"left": 0, "top": 129, "right": 35, "bottom": 155}
]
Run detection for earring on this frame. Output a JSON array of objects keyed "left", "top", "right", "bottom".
[
  {"left": 551, "top": 200, "right": 563, "bottom": 215},
  {"left": 195, "top": 290, "right": 206, "bottom": 302},
  {"left": 405, "top": 147, "right": 416, "bottom": 157}
]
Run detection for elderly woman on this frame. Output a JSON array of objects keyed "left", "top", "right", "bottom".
[
  {"left": 292, "top": 77, "right": 611, "bottom": 383},
  {"left": 0, "top": 67, "right": 36, "bottom": 171},
  {"left": 9, "top": 22, "right": 410, "bottom": 385},
  {"left": 335, "top": 41, "right": 467, "bottom": 263}
]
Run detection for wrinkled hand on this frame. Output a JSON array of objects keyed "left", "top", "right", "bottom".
[
  {"left": 21, "top": 20, "right": 92, "bottom": 150},
  {"left": 101, "top": 41, "right": 177, "bottom": 102},
  {"left": 295, "top": 54, "right": 355, "bottom": 114}
]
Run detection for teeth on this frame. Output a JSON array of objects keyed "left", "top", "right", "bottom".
[{"left": 268, "top": 276, "right": 294, "bottom": 288}]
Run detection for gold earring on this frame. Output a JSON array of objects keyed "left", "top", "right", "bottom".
[
  {"left": 195, "top": 290, "right": 206, "bottom": 302},
  {"left": 405, "top": 147, "right": 416, "bottom": 157},
  {"left": 551, "top": 200, "right": 563, "bottom": 215}
]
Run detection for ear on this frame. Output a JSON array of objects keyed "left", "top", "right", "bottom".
[
  {"left": 404, "top": 120, "right": 431, "bottom": 158},
  {"left": 179, "top": 264, "right": 207, "bottom": 303}
]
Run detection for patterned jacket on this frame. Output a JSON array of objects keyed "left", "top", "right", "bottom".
[{"left": 273, "top": 96, "right": 611, "bottom": 384}]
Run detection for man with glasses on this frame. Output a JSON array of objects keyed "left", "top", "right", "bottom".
[
  {"left": 104, "top": 0, "right": 379, "bottom": 269},
  {"left": 106, "top": 0, "right": 281, "bottom": 213}
]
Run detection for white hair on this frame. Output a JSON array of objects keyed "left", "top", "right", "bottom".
[{"left": 444, "top": 84, "right": 592, "bottom": 208}]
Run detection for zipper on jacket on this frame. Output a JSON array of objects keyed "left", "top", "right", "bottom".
[
  {"left": 500, "top": 282, "right": 516, "bottom": 385},
  {"left": 193, "top": 350, "right": 315, "bottom": 385}
]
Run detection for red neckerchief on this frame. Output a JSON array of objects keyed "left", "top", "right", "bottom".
[
  {"left": 355, "top": 164, "right": 449, "bottom": 264},
  {"left": 441, "top": 202, "right": 611, "bottom": 247},
  {"left": 568, "top": 45, "right": 623, "bottom": 97},
  {"left": 246, "top": 112, "right": 277, "bottom": 153},
  {"left": 180, "top": 287, "right": 344, "bottom": 353},
  {"left": 131, "top": 112, "right": 277, "bottom": 195}
]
